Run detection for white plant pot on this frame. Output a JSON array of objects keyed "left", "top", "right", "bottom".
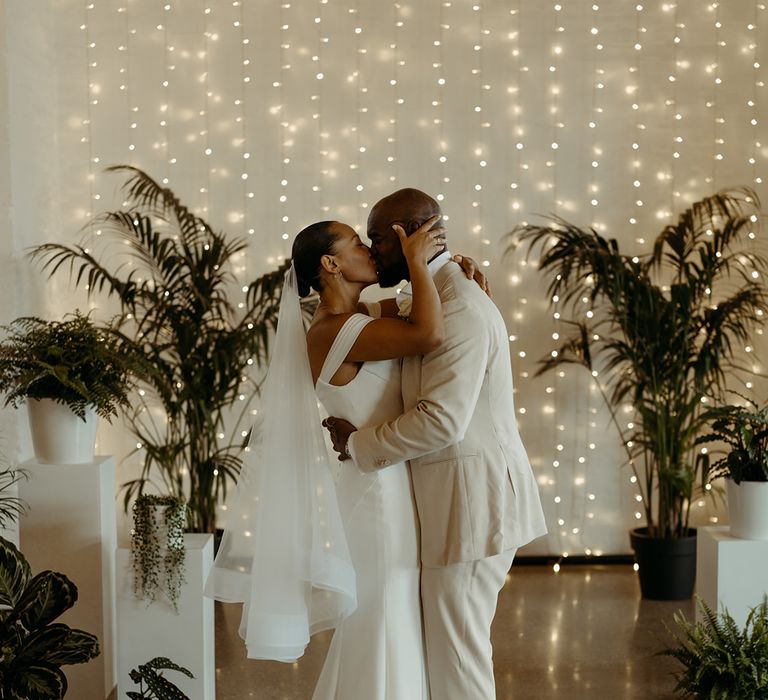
[
  {"left": 27, "top": 398, "right": 98, "bottom": 464},
  {"left": 726, "top": 478, "right": 768, "bottom": 541}
]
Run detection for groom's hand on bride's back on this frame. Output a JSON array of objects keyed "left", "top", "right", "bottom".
[{"left": 322, "top": 417, "right": 357, "bottom": 461}]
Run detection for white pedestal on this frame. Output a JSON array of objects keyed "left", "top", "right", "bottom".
[
  {"left": 116, "top": 534, "right": 215, "bottom": 700},
  {"left": 696, "top": 525, "right": 768, "bottom": 629},
  {"left": 19, "top": 456, "right": 117, "bottom": 700}
]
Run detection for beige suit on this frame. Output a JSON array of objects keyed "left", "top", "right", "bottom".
[{"left": 349, "top": 257, "right": 547, "bottom": 699}]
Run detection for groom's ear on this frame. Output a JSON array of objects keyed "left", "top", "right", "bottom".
[{"left": 404, "top": 220, "right": 421, "bottom": 235}]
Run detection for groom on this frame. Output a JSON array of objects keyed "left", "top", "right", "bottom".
[{"left": 326, "top": 188, "right": 547, "bottom": 699}]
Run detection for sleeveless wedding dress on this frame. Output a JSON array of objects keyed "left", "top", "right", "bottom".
[{"left": 312, "top": 312, "right": 429, "bottom": 700}]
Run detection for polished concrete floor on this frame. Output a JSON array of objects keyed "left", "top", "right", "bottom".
[{"left": 214, "top": 564, "right": 693, "bottom": 699}]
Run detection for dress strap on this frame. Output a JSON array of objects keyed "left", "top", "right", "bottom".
[{"left": 318, "top": 313, "right": 375, "bottom": 384}]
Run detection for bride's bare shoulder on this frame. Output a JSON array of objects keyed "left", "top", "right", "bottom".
[
  {"left": 307, "top": 313, "right": 360, "bottom": 383},
  {"left": 307, "top": 312, "right": 357, "bottom": 348}
]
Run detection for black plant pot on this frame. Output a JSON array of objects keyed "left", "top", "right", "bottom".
[{"left": 629, "top": 527, "right": 697, "bottom": 600}]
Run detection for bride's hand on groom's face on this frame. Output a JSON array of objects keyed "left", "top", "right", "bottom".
[{"left": 322, "top": 417, "right": 357, "bottom": 461}]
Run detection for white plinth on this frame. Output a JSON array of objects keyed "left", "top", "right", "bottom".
[
  {"left": 19, "top": 456, "right": 117, "bottom": 700},
  {"left": 696, "top": 525, "right": 768, "bottom": 629},
  {"left": 116, "top": 533, "right": 215, "bottom": 700}
]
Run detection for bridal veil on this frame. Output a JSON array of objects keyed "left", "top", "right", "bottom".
[{"left": 204, "top": 265, "right": 356, "bottom": 661}]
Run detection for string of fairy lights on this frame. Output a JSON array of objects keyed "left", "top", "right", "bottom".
[
  {"left": 749, "top": 5, "right": 762, "bottom": 188},
  {"left": 315, "top": 0, "right": 325, "bottom": 215},
  {"left": 353, "top": 6, "right": 367, "bottom": 214},
  {"left": 471, "top": 2, "right": 486, "bottom": 264},
  {"left": 548, "top": 2, "right": 566, "bottom": 560},
  {"left": 669, "top": 1, "right": 681, "bottom": 216},
  {"left": 579, "top": 1, "right": 604, "bottom": 557},
  {"left": 67, "top": 0, "right": 766, "bottom": 557},
  {"left": 277, "top": 3, "right": 290, "bottom": 238},
  {"left": 82, "top": 2, "right": 96, "bottom": 226},
  {"left": 390, "top": 3, "right": 401, "bottom": 186},
  {"left": 434, "top": 0, "right": 446, "bottom": 202},
  {"left": 712, "top": 2, "right": 722, "bottom": 189}
]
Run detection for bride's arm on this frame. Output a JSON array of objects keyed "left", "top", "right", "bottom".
[{"left": 371, "top": 255, "right": 490, "bottom": 319}]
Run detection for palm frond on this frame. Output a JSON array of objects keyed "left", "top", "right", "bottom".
[
  {"left": 509, "top": 187, "right": 766, "bottom": 538},
  {"left": 28, "top": 167, "right": 288, "bottom": 533}
]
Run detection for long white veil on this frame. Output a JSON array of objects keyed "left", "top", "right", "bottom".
[{"left": 204, "top": 265, "right": 356, "bottom": 661}]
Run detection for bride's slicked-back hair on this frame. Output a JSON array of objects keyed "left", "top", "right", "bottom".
[{"left": 291, "top": 221, "right": 339, "bottom": 298}]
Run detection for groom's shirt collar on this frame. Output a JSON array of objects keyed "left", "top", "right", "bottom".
[{"left": 395, "top": 250, "right": 452, "bottom": 311}]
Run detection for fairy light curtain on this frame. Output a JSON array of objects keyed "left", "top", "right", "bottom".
[{"left": 53, "top": 0, "right": 766, "bottom": 556}]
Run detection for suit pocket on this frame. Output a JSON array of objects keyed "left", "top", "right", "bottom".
[{"left": 412, "top": 456, "right": 476, "bottom": 566}]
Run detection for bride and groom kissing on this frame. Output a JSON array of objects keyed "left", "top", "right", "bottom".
[{"left": 207, "top": 187, "right": 547, "bottom": 699}]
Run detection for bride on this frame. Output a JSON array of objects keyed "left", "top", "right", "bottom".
[{"left": 206, "top": 214, "right": 482, "bottom": 698}]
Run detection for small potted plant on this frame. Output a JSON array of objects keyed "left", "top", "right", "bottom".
[
  {"left": 131, "top": 494, "right": 188, "bottom": 613},
  {"left": 662, "top": 596, "right": 768, "bottom": 698},
  {"left": 0, "top": 311, "right": 138, "bottom": 464},
  {"left": 698, "top": 397, "right": 768, "bottom": 540}
]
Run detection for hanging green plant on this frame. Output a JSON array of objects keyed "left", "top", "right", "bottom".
[{"left": 132, "top": 494, "right": 188, "bottom": 613}]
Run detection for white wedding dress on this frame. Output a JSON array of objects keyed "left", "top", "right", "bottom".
[{"left": 312, "top": 312, "right": 429, "bottom": 700}]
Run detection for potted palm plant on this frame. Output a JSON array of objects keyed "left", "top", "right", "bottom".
[
  {"left": 30, "top": 166, "right": 287, "bottom": 533},
  {"left": 698, "top": 397, "right": 768, "bottom": 540},
  {"left": 511, "top": 187, "right": 768, "bottom": 599},
  {"left": 0, "top": 312, "right": 138, "bottom": 464}
]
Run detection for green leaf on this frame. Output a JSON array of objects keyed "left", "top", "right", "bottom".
[
  {"left": 0, "top": 537, "right": 31, "bottom": 608},
  {"left": 143, "top": 656, "right": 194, "bottom": 679},
  {"left": 138, "top": 666, "right": 191, "bottom": 699},
  {"left": 16, "top": 623, "right": 99, "bottom": 667},
  {"left": 16, "top": 571, "right": 77, "bottom": 630},
  {"left": 6, "top": 661, "right": 67, "bottom": 700}
]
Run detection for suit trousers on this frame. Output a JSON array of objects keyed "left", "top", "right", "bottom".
[{"left": 421, "top": 548, "right": 517, "bottom": 700}]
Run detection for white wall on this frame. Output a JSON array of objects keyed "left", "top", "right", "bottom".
[
  {"left": 0, "top": 0, "right": 64, "bottom": 542},
  {"left": 2, "top": 0, "right": 765, "bottom": 555}
]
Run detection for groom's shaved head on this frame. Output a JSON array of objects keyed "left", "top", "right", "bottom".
[
  {"left": 368, "top": 188, "right": 441, "bottom": 235},
  {"left": 367, "top": 188, "right": 443, "bottom": 288}
]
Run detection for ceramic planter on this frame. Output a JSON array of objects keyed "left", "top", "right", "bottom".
[
  {"left": 726, "top": 478, "right": 768, "bottom": 540},
  {"left": 27, "top": 398, "right": 97, "bottom": 464},
  {"left": 629, "top": 527, "right": 697, "bottom": 600}
]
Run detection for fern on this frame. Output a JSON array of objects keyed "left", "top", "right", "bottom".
[
  {"left": 663, "top": 596, "right": 768, "bottom": 698},
  {"left": 0, "top": 312, "right": 140, "bottom": 421}
]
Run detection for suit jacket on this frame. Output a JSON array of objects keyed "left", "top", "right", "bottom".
[{"left": 349, "top": 260, "right": 547, "bottom": 567}]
